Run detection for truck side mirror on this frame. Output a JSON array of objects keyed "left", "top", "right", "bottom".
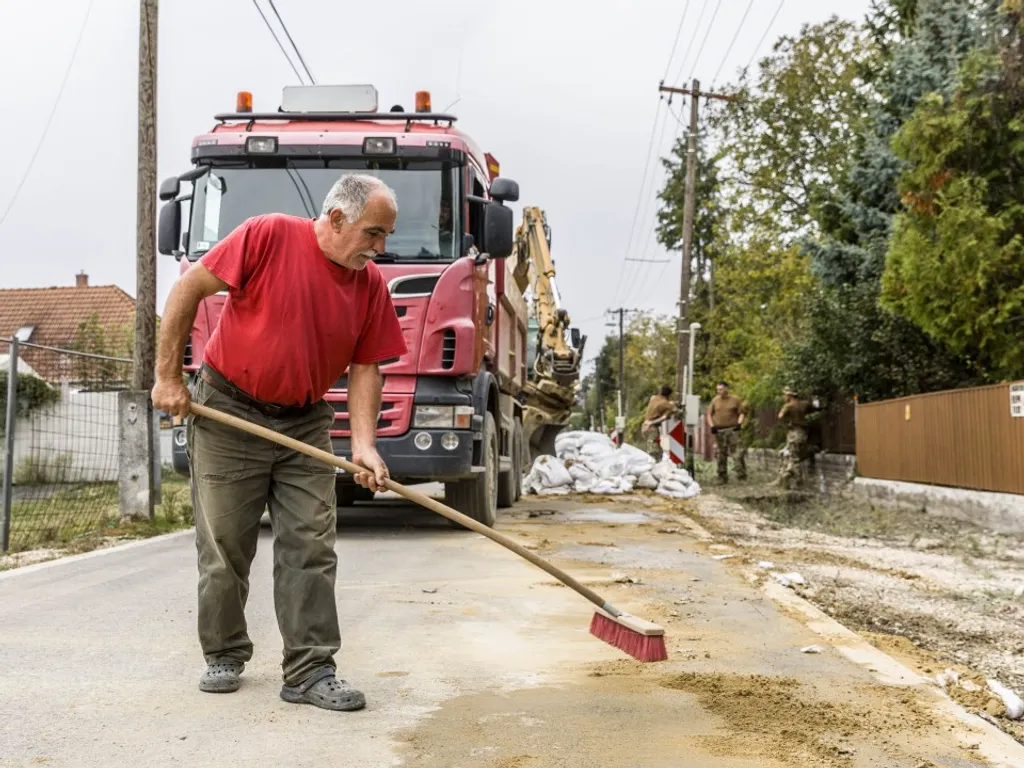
[
  {"left": 159, "top": 176, "right": 180, "bottom": 202},
  {"left": 571, "top": 328, "right": 581, "bottom": 348},
  {"left": 482, "top": 202, "right": 514, "bottom": 260},
  {"left": 158, "top": 201, "right": 182, "bottom": 258},
  {"left": 490, "top": 177, "right": 519, "bottom": 203}
]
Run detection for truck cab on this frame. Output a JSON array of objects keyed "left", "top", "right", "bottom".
[{"left": 159, "top": 85, "right": 529, "bottom": 527}]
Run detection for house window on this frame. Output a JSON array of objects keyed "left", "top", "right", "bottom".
[{"left": 14, "top": 325, "right": 35, "bottom": 342}]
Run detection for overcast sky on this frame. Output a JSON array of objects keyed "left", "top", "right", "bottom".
[{"left": 0, "top": 0, "right": 872, "bottom": 367}]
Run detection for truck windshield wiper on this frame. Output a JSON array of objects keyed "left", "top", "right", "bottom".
[{"left": 372, "top": 251, "right": 404, "bottom": 263}]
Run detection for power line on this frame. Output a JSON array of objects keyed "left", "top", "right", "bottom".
[
  {"left": 711, "top": 0, "right": 755, "bottom": 87},
  {"left": 745, "top": 0, "right": 786, "bottom": 74},
  {"left": 0, "top": 0, "right": 95, "bottom": 229},
  {"left": 251, "top": 0, "right": 305, "bottom": 83},
  {"left": 617, "top": 103, "right": 675, "bottom": 307},
  {"left": 686, "top": 0, "right": 724, "bottom": 82},
  {"left": 609, "top": 97, "right": 667, "bottom": 309},
  {"left": 672, "top": 0, "right": 712, "bottom": 87},
  {"left": 267, "top": 0, "right": 316, "bottom": 84},
  {"left": 662, "top": 1, "right": 692, "bottom": 81}
]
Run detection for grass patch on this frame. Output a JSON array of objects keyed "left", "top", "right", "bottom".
[{"left": 4, "top": 473, "right": 193, "bottom": 557}]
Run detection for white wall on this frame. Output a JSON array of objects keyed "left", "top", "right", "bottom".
[{"left": 6, "top": 385, "right": 169, "bottom": 484}]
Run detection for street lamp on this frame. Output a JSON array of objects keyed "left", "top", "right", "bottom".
[
  {"left": 687, "top": 322, "right": 701, "bottom": 398},
  {"left": 685, "top": 322, "right": 701, "bottom": 476}
]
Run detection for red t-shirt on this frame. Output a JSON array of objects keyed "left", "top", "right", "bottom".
[{"left": 199, "top": 213, "right": 407, "bottom": 406}]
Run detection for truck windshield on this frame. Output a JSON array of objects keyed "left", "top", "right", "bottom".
[{"left": 187, "top": 161, "right": 461, "bottom": 261}]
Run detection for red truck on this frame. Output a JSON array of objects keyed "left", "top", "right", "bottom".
[{"left": 158, "top": 85, "right": 529, "bottom": 526}]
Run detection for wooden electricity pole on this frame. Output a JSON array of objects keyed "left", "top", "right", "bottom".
[
  {"left": 658, "top": 79, "right": 735, "bottom": 404},
  {"left": 120, "top": 0, "right": 158, "bottom": 522},
  {"left": 134, "top": 0, "right": 158, "bottom": 392}
]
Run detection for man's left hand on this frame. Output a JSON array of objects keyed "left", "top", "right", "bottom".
[{"left": 352, "top": 446, "right": 390, "bottom": 492}]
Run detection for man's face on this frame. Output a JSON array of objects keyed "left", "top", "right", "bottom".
[
  {"left": 324, "top": 193, "right": 396, "bottom": 270},
  {"left": 439, "top": 201, "right": 451, "bottom": 230},
  {"left": 717, "top": 384, "right": 728, "bottom": 397}
]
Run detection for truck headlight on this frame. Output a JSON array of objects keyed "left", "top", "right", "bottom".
[{"left": 413, "top": 405, "right": 454, "bottom": 428}]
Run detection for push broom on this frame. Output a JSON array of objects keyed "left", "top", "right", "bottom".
[{"left": 189, "top": 402, "right": 668, "bottom": 662}]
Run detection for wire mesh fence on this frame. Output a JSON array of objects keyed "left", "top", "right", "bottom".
[{"left": 1, "top": 337, "right": 134, "bottom": 552}]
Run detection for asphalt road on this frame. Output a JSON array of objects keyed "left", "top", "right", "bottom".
[{"left": 1, "top": 488, "right": 1023, "bottom": 767}]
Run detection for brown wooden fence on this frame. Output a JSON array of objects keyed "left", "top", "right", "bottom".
[{"left": 856, "top": 382, "right": 1024, "bottom": 495}]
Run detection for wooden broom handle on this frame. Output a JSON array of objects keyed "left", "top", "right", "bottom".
[{"left": 188, "top": 402, "right": 613, "bottom": 613}]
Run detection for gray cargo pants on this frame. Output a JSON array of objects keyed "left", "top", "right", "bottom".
[{"left": 186, "top": 376, "right": 339, "bottom": 687}]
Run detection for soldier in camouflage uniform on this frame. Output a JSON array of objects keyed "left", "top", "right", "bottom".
[
  {"left": 706, "top": 381, "right": 747, "bottom": 483},
  {"left": 642, "top": 385, "right": 677, "bottom": 461},
  {"left": 775, "top": 387, "right": 810, "bottom": 489}
]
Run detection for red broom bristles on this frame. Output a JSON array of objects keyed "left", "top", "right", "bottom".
[{"left": 590, "top": 611, "right": 668, "bottom": 662}]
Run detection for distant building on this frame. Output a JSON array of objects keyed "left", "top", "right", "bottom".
[{"left": 0, "top": 272, "right": 138, "bottom": 384}]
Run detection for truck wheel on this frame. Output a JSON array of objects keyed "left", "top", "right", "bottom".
[
  {"left": 445, "top": 411, "right": 498, "bottom": 527},
  {"left": 498, "top": 419, "right": 523, "bottom": 506},
  {"left": 497, "top": 421, "right": 518, "bottom": 509},
  {"left": 336, "top": 482, "right": 375, "bottom": 507}
]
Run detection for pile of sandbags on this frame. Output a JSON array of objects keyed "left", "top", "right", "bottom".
[{"left": 522, "top": 430, "right": 701, "bottom": 499}]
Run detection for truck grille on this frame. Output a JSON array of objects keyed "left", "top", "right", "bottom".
[
  {"left": 331, "top": 400, "right": 395, "bottom": 430},
  {"left": 441, "top": 330, "right": 456, "bottom": 369},
  {"left": 183, "top": 334, "right": 193, "bottom": 367}
]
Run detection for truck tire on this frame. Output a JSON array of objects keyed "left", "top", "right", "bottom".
[
  {"left": 498, "top": 419, "right": 523, "bottom": 507},
  {"left": 336, "top": 482, "right": 375, "bottom": 507},
  {"left": 445, "top": 411, "right": 498, "bottom": 527},
  {"left": 513, "top": 419, "right": 524, "bottom": 502}
]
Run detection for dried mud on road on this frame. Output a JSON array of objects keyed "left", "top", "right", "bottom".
[
  {"left": 687, "top": 478, "right": 1024, "bottom": 747},
  {"left": 397, "top": 489, "right": 1020, "bottom": 767}
]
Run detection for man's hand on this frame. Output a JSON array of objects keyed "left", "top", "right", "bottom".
[
  {"left": 351, "top": 446, "right": 389, "bottom": 492},
  {"left": 152, "top": 377, "right": 191, "bottom": 419}
]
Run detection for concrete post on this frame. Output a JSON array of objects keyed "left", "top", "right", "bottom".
[
  {"left": 118, "top": 391, "right": 155, "bottom": 520},
  {"left": 2, "top": 337, "right": 19, "bottom": 551}
]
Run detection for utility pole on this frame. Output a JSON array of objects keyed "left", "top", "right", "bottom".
[
  {"left": 658, "top": 80, "right": 735, "bottom": 404},
  {"left": 134, "top": 0, "right": 158, "bottom": 393},
  {"left": 607, "top": 308, "right": 641, "bottom": 442},
  {"left": 120, "top": 0, "right": 158, "bottom": 521},
  {"left": 658, "top": 79, "right": 735, "bottom": 469}
]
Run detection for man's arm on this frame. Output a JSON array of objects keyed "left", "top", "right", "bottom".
[
  {"left": 151, "top": 263, "right": 228, "bottom": 417},
  {"left": 347, "top": 362, "right": 387, "bottom": 491}
]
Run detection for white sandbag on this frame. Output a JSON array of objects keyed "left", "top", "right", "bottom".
[
  {"left": 637, "top": 471, "right": 659, "bottom": 490},
  {"left": 591, "top": 478, "right": 625, "bottom": 494},
  {"left": 577, "top": 432, "right": 615, "bottom": 449},
  {"left": 581, "top": 441, "right": 617, "bottom": 459},
  {"left": 574, "top": 478, "right": 596, "bottom": 493},
  {"left": 568, "top": 463, "right": 596, "bottom": 483},
  {"left": 596, "top": 456, "right": 628, "bottom": 480},
  {"left": 652, "top": 457, "right": 677, "bottom": 481},
  {"left": 532, "top": 455, "right": 573, "bottom": 489}
]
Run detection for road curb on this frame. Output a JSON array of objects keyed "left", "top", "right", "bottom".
[
  {"left": 683, "top": 504, "right": 1024, "bottom": 767},
  {"left": 0, "top": 528, "right": 195, "bottom": 581}
]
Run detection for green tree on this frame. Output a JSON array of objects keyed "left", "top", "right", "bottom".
[
  {"left": 882, "top": 3, "right": 1024, "bottom": 379},
  {"left": 709, "top": 16, "right": 877, "bottom": 236},
  {"left": 788, "top": 0, "right": 995, "bottom": 401}
]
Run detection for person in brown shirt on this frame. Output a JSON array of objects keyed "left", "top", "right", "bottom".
[
  {"left": 774, "top": 387, "right": 811, "bottom": 488},
  {"left": 706, "top": 381, "right": 747, "bottom": 482},
  {"left": 642, "top": 385, "right": 678, "bottom": 460}
]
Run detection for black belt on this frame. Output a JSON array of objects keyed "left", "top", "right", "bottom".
[{"left": 199, "top": 364, "right": 316, "bottom": 419}]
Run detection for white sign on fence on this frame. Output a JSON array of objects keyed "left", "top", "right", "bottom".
[{"left": 1011, "top": 383, "right": 1024, "bottom": 418}]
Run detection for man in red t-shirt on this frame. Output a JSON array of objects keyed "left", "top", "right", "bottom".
[{"left": 152, "top": 173, "right": 407, "bottom": 712}]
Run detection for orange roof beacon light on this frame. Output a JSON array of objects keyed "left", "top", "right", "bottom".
[
  {"left": 485, "top": 152, "right": 500, "bottom": 181},
  {"left": 415, "top": 90, "right": 431, "bottom": 113},
  {"left": 236, "top": 90, "right": 253, "bottom": 113}
]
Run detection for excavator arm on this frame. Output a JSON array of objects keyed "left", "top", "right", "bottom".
[{"left": 512, "top": 207, "right": 587, "bottom": 460}]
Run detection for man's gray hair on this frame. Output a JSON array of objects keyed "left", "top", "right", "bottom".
[{"left": 320, "top": 173, "right": 398, "bottom": 222}]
